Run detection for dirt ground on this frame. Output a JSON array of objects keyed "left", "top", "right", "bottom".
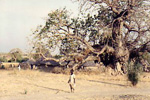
[{"left": 0, "top": 69, "right": 150, "bottom": 100}]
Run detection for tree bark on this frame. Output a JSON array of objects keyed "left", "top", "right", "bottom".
[{"left": 112, "top": 18, "right": 129, "bottom": 73}]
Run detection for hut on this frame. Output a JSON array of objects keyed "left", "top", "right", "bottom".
[{"left": 20, "top": 59, "right": 36, "bottom": 69}]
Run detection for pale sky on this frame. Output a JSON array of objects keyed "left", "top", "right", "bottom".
[{"left": 0, "top": 0, "right": 79, "bottom": 53}]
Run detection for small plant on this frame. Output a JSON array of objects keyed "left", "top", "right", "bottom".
[
  {"left": 24, "top": 89, "right": 28, "bottom": 94},
  {"left": 1, "top": 65, "right": 5, "bottom": 69},
  {"left": 127, "top": 70, "right": 139, "bottom": 86},
  {"left": 127, "top": 59, "right": 142, "bottom": 86}
]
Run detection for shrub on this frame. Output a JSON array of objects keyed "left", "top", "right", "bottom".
[
  {"left": 127, "top": 70, "right": 138, "bottom": 86},
  {"left": 1, "top": 65, "right": 5, "bottom": 69},
  {"left": 24, "top": 89, "right": 27, "bottom": 94},
  {"left": 127, "top": 59, "right": 142, "bottom": 86},
  {"left": 51, "top": 67, "right": 63, "bottom": 74}
]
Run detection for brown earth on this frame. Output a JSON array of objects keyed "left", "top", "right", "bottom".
[{"left": 0, "top": 69, "right": 150, "bottom": 100}]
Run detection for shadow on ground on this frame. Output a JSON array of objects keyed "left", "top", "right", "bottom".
[
  {"left": 88, "top": 80, "right": 127, "bottom": 87},
  {"left": 25, "top": 82, "right": 70, "bottom": 94}
]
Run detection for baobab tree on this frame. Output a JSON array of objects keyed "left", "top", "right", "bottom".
[{"left": 31, "top": 0, "right": 150, "bottom": 73}]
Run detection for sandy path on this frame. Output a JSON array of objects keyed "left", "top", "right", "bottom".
[{"left": 0, "top": 70, "right": 150, "bottom": 100}]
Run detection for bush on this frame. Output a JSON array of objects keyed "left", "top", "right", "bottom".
[
  {"left": 127, "top": 59, "right": 142, "bottom": 86},
  {"left": 51, "top": 67, "right": 75, "bottom": 75},
  {"left": 19, "top": 58, "right": 29, "bottom": 63},
  {"left": 127, "top": 71, "right": 138, "bottom": 86},
  {"left": 51, "top": 67, "right": 63, "bottom": 74},
  {"left": 1, "top": 65, "right": 5, "bottom": 69}
]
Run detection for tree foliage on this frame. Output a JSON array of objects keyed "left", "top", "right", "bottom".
[
  {"left": 0, "top": 56, "right": 7, "bottom": 62},
  {"left": 31, "top": 0, "right": 150, "bottom": 72},
  {"left": 9, "top": 48, "right": 23, "bottom": 62}
]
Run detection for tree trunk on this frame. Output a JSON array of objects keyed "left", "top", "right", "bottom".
[
  {"left": 112, "top": 18, "right": 129, "bottom": 73},
  {"left": 14, "top": 58, "right": 17, "bottom": 62}
]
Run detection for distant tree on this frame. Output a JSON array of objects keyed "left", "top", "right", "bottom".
[
  {"left": 0, "top": 56, "right": 7, "bottom": 62},
  {"left": 9, "top": 48, "right": 23, "bottom": 62}
]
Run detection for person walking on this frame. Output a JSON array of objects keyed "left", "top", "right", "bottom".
[{"left": 68, "top": 69, "right": 76, "bottom": 93}]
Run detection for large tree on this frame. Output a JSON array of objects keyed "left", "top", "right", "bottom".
[
  {"left": 31, "top": 0, "right": 150, "bottom": 72},
  {"left": 76, "top": 0, "right": 150, "bottom": 71},
  {"left": 76, "top": 0, "right": 150, "bottom": 69}
]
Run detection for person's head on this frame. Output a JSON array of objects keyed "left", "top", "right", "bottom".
[{"left": 70, "top": 69, "right": 74, "bottom": 74}]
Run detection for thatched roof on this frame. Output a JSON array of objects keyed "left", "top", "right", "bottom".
[
  {"left": 23, "top": 59, "right": 36, "bottom": 65},
  {"left": 36, "top": 60, "right": 60, "bottom": 66}
]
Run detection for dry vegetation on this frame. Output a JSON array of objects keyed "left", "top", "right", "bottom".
[{"left": 0, "top": 69, "right": 150, "bottom": 100}]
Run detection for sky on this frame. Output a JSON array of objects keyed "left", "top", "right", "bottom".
[{"left": 0, "top": 0, "right": 79, "bottom": 53}]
